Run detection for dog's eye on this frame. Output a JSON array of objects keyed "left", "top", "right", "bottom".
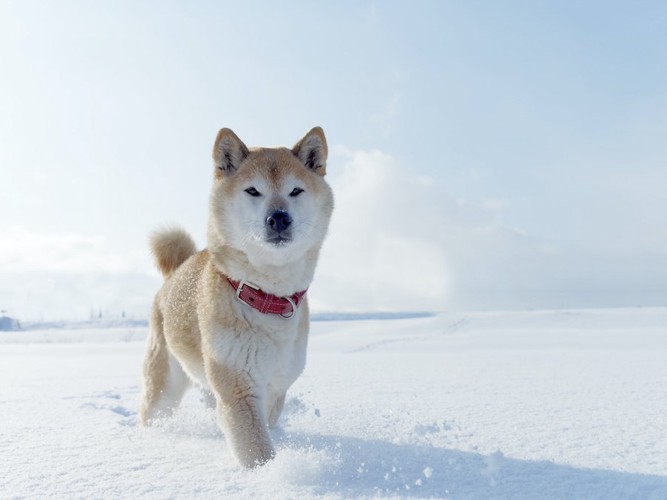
[
  {"left": 244, "top": 187, "right": 261, "bottom": 197},
  {"left": 289, "top": 187, "right": 304, "bottom": 197}
]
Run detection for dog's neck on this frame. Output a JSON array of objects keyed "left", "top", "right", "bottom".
[{"left": 209, "top": 244, "right": 319, "bottom": 297}]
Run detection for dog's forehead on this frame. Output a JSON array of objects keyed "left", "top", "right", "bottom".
[{"left": 240, "top": 148, "right": 308, "bottom": 187}]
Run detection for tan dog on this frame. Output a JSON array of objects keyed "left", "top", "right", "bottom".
[{"left": 140, "top": 127, "right": 334, "bottom": 468}]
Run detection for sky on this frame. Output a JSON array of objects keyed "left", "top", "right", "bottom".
[{"left": 1, "top": 1, "right": 666, "bottom": 320}]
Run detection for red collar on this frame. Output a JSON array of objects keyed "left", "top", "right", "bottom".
[{"left": 227, "top": 278, "right": 307, "bottom": 319}]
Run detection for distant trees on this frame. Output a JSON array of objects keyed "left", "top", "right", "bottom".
[{"left": 89, "top": 307, "right": 131, "bottom": 321}]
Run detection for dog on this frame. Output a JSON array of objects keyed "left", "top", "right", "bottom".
[{"left": 139, "top": 127, "right": 334, "bottom": 468}]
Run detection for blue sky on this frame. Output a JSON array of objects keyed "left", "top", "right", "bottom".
[{"left": 1, "top": 1, "right": 666, "bottom": 319}]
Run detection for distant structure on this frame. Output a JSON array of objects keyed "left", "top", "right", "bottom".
[{"left": 0, "top": 311, "right": 21, "bottom": 331}]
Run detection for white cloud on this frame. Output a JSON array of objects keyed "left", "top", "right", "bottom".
[
  {"left": 0, "top": 232, "right": 158, "bottom": 321},
  {"left": 0, "top": 270, "right": 159, "bottom": 322},
  {"left": 309, "top": 149, "right": 448, "bottom": 312},
  {"left": 310, "top": 147, "right": 605, "bottom": 312},
  {"left": 311, "top": 148, "right": 509, "bottom": 312},
  {"left": 0, "top": 232, "right": 132, "bottom": 274}
]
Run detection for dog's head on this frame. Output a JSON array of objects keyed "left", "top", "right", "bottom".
[{"left": 208, "top": 127, "right": 334, "bottom": 266}]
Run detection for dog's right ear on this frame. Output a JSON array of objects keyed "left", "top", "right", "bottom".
[{"left": 213, "top": 128, "right": 249, "bottom": 177}]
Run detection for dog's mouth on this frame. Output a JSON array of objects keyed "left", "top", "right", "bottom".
[{"left": 266, "top": 235, "right": 292, "bottom": 246}]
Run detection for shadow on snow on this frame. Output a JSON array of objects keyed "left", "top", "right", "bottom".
[{"left": 275, "top": 431, "right": 667, "bottom": 500}]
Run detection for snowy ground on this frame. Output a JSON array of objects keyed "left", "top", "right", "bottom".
[{"left": 1, "top": 308, "right": 666, "bottom": 499}]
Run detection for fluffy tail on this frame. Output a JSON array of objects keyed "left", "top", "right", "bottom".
[{"left": 150, "top": 227, "right": 197, "bottom": 279}]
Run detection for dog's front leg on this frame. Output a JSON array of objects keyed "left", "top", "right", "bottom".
[
  {"left": 205, "top": 359, "right": 274, "bottom": 468},
  {"left": 268, "top": 392, "right": 286, "bottom": 428}
]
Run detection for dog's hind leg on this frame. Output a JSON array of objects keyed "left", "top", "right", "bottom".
[{"left": 139, "top": 305, "right": 189, "bottom": 424}]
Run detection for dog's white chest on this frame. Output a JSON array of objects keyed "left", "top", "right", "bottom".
[{"left": 208, "top": 311, "right": 305, "bottom": 387}]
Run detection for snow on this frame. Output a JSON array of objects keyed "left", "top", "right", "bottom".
[{"left": 2, "top": 308, "right": 666, "bottom": 499}]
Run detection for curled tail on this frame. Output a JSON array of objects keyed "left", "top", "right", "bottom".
[{"left": 150, "top": 227, "right": 197, "bottom": 279}]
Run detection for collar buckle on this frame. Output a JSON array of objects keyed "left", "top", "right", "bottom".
[{"left": 235, "top": 279, "right": 260, "bottom": 302}]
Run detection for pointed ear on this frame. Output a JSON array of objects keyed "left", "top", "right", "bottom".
[
  {"left": 292, "top": 126, "right": 328, "bottom": 176},
  {"left": 212, "top": 128, "right": 249, "bottom": 177}
]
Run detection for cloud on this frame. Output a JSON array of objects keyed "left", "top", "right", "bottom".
[
  {"left": 309, "top": 147, "right": 591, "bottom": 312},
  {"left": 0, "top": 269, "right": 159, "bottom": 322},
  {"left": 309, "top": 148, "right": 484, "bottom": 311},
  {"left": 0, "top": 232, "right": 133, "bottom": 274},
  {"left": 0, "top": 232, "right": 159, "bottom": 321},
  {"left": 309, "top": 149, "right": 447, "bottom": 312}
]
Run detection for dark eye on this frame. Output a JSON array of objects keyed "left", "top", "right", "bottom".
[
  {"left": 244, "top": 187, "right": 261, "bottom": 197},
  {"left": 289, "top": 187, "right": 304, "bottom": 197}
]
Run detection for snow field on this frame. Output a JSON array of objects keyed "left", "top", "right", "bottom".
[{"left": 1, "top": 309, "right": 666, "bottom": 499}]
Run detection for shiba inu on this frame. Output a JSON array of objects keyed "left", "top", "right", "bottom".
[{"left": 139, "top": 127, "right": 334, "bottom": 468}]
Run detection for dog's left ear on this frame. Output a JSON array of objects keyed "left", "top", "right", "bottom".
[{"left": 292, "top": 127, "right": 328, "bottom": 176}]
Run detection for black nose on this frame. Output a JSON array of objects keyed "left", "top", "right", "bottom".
[{"left": 266, "top": 211, "right": 292, "bottom": 233}]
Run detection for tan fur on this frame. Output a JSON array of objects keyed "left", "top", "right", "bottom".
[
  {"left": 140, "top": 127, "right": 333, "bottom": 468},
  {"left": 150, "top": 227, "right": 197, "bottom": 278},
  {"left": 139, "top": 302, "right": 168, "bottom": 420}
]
